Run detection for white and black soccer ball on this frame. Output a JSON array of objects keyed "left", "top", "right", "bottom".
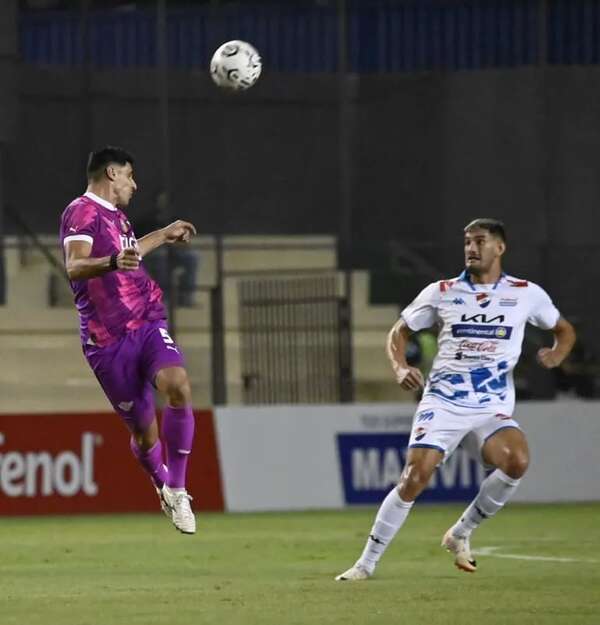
[{"left": 210, "top": 40, "right": 262, "bottom": 91}]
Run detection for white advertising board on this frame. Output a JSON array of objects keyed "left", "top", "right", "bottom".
[
  {"left": 511, "top": 402, "right": 600, "bottom": 502},
  {"left": 215, "top": 401, "right": 600, "bottom": 512}
]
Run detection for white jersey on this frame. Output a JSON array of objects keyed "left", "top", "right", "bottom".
[{"left": 401, "top": 271, "right": 560, "bottom": 415}]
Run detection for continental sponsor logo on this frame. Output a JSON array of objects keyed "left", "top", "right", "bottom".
[{"left": 452, "top": 324, "right": 513, "bottom": 340}]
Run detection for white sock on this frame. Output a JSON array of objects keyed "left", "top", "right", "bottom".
[
  {"left": 356, "top": 488, "right": 414, "bottom": 573},
  {"left": 452, "top": 469, "right": 521, "bottom": 538}
]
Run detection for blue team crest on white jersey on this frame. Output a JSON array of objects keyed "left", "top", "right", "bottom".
[{"left": 476, "top": 292, "right": 491, "bottom": 308}]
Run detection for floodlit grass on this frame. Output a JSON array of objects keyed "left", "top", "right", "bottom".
[{"left": 1, "top": 504, "right": 599, "bottom": 625}]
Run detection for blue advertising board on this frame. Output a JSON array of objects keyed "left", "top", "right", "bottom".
[{"left": 337, "top": 433, "right": 485, "bottom": 504}]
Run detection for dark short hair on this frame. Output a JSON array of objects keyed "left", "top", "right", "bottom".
[
  {"left": 87, "top": 146, "right": 134, "bottom": 180},
  {"left": 464, "top": 218, "right": 506, "bottom": 243}
]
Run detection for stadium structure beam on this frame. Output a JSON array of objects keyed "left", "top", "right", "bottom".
[
  {"left": 156, "top": 0, "right": 178, "bottom": 337},
  {"left": 337, "top": 0, "right": 355, "bottom": 402},
  {"left": 0, "top": 0, "right": 17, "bottom": 305}
]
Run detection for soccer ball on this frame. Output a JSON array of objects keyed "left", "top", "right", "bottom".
[{"left": 210, "top": 40, "right": 262, "bottom": 91}]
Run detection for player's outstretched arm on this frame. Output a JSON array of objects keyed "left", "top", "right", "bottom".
[
  {"left": 536, "top": 316, "right": 576, "bottom": 369},
  {"left": 137, "top": 220, "right": 197, "bottom": 257},
  {"left": 65, "top": 241, "right": 140, "bottom": 280},
  {"left": 386, "top": 318, "right": 425, "bottom": 391}
]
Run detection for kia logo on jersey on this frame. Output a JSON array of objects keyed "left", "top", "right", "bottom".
[{"left": 460, "top": 313, "right": 505, "bottom": 324}]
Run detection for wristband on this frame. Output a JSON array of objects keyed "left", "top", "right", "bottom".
[{"left": 109, "top": 253, "right": 119, "bottom": 271}]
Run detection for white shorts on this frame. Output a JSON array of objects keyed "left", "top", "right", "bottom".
[{"left": 408, "top": 399, "right": 521, "bottom": 465}]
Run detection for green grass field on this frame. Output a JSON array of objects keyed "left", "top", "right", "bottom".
[{"left": 2, "top": 504, "right": 599, "bottom": 625}]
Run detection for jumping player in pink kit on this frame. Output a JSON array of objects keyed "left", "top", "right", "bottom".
[{"left": 60, "top": 146, "right": 197, "bottom": 534}]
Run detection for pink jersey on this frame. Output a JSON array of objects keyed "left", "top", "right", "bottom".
[{"left": 60, "top": 191, "right": 166, "bottom": 347}]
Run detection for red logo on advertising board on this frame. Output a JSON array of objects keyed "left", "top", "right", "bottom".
[{"left": 0, "top": 411, "right": 224, "bottom": 516}]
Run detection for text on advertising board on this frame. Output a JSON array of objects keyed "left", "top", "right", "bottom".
[{"left": 337, "top": 433, "right": 485, "bottom": 504}]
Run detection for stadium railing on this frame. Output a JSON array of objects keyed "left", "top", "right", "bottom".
[{"left": 19, "top": 1, "right": 600, "bottom": 73}]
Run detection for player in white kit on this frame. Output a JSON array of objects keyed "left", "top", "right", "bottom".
[{"left": 336, "top": 218, "right": 576, "bottom": 579}]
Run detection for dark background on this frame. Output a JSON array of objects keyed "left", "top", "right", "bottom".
[{"left": 1, "top": 0, "right": 599, "bottom": 380}]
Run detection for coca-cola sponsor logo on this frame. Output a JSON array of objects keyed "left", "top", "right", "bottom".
[
  {"left": 0, "top": 432, "right": 101, "bottom": 498},
  {"left": 458, "top": 340, "right": 498, "bottom": 353}
]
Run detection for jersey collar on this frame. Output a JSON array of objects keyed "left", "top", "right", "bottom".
[
  {"left": 84, "top": 191, "right": 117, "bottom": 212},
  {"left": 458, "top": 269, "right": 506, "bottom": 291}
]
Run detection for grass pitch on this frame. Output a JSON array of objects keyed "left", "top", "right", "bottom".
[{"left": 2, "top": 504, "right": 599, "bottom": 625}]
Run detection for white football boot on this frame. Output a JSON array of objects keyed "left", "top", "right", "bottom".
[
  {"left": 159, "top": 485, "right": 196, "bottom": 534},
  {"left": 335, "top": 563, "right": 373, "bottom": 581},
  {"left": 156, "top": 485, "right": 172, "bottom": 519},
  {"left": 442, "top": 529, "right": 477, "bottom": 572}
]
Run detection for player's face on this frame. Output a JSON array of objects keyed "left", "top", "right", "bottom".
[
  {"left": 464, "top": 228, "right": 504, "bottom": 275},
  {"left": 109, "top": 162, "right": 137, "bottom": 208}
]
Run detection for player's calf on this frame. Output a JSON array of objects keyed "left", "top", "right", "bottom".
[
  {"left": 335, "top": 448, "right": 440, "bottom": 580},
  {"left": 445, "top": 468, "right": 521, "bottom": 572},
  {"left": 130, "top": 436, "right": 168, "bottom": 488}
]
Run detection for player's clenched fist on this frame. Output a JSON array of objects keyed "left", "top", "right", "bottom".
[
  {"left": 536, "top": 347, "right": 562, "bottom": 369},
  {"left": 393, "top": 364, "right": 425, "bottom": 390},
  {"left": 117, "top": 247, "right": 140, "bottom": 271},
  {"left": 163, "top": 220, "right": 197, "bottom": 244}
]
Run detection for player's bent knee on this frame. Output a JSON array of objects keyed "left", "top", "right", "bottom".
[
  {"left": 156, "top": 367, "right": 192, "bottom": 406},
  {"left": 398, "top": 463, "right": 434, "bottom": 501},
  {"left": 504, "top": 451, "right": 529, "bottom": 479},
  {"left": 167, "top": 380, "right": 192, "bottom": 406}
]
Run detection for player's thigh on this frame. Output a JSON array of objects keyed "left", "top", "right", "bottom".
[
  {"left": 403, "top": 403, "right": 468, "bottom": 496},
  {"left": 139, "top": 321, "right": 186, "bottom": 385},
  {"left": 155, "top": 366, "right": 192, "bottom": 399},
  {"left": 84, "top": 341, "right": 155, "bottom": 433},
  {"left": 481, "top": 425, "right": 530, "bottom": 476},
  {"left": 408, "top": 404, "right": 471, "bottom": 461},
  {"left": 464, "top": 414, "right": 521, "bottom": 463},
  {"left": 403, "top": 446, "right": 444, "bottom": 481}
]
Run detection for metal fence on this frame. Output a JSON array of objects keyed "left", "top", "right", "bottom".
[
  {"left": 238, "top": 274, "right": 352, "bottom": 404},
  {"left": 19, "top": 1, "right": 600, "bottom": 72}
]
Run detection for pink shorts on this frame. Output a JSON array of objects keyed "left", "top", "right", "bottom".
[{"left": 84, "top": 320, "right": 185, "bottom": 432}]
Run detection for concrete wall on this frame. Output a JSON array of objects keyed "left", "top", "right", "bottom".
[
  {"left": 11, "top": 65, "right": 600, "bottom": 243},
  {"left": 1, "top": 236, "right": 412, "bottom": 412}
]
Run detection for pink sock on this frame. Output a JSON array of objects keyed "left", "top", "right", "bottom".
[
  {"left": 129, "top": 437, "right": 168, "bottom": 488},
  {"left": 161, "top": 405, "right": 195, "bottom": 489}
]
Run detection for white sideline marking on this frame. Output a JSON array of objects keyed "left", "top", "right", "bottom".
[{"left": 473, "top": 546, "right": 598, "bottom": 564}]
